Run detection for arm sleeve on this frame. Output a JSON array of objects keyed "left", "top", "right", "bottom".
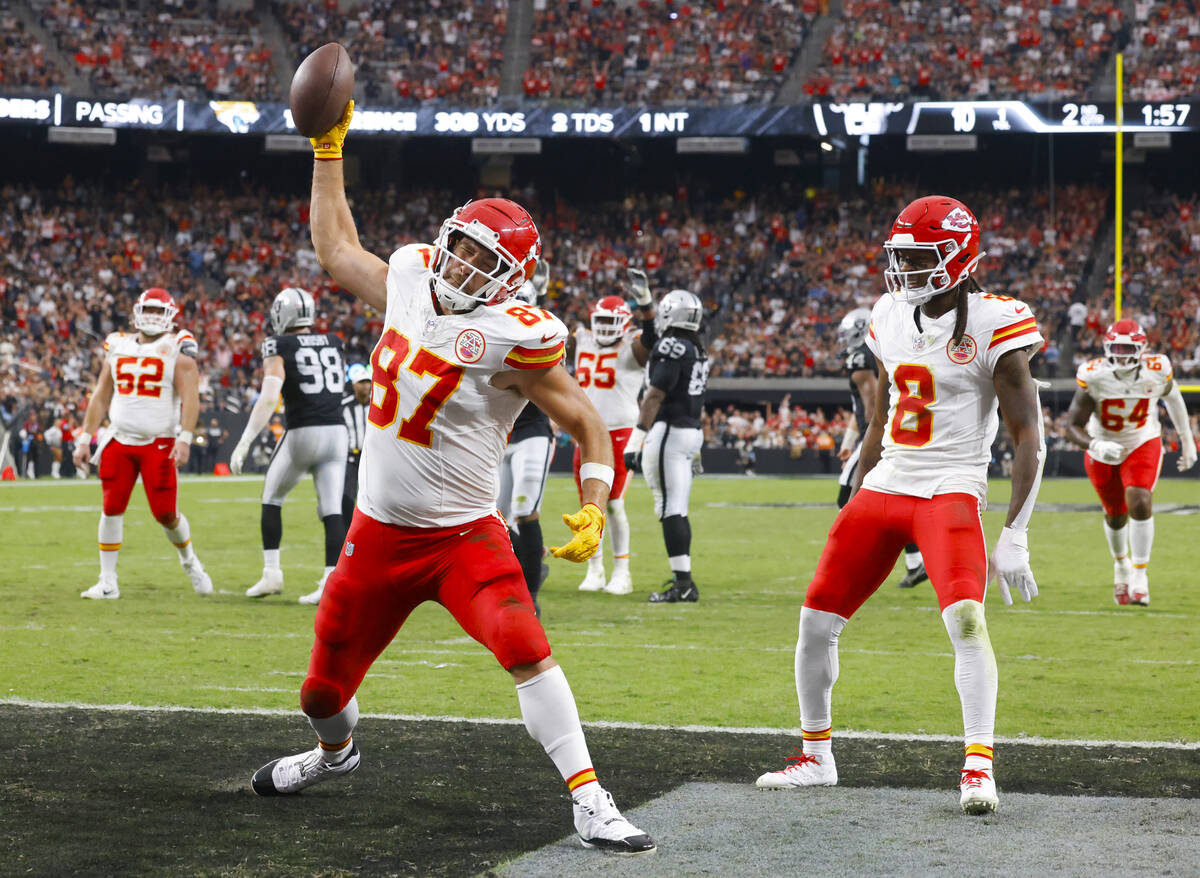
[{"left": 237, "top": 375, "right": 283, "bottom": 445}]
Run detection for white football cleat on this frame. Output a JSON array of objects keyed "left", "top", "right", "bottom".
[
  {"left": 604, "top": 569, "right": 633, "bottom": 595},
  {"left": 572, "top": 785, "right": 656, "bottom": 855},
  {"left": 1129, "top": 566, "right": 1150, "bottom": 606},
  {"left": 246, "top": 568, "right": 284, "bottom": 598},
  {"left": 1113, "top": 561, "right": 1132, "bottom": 605},
  {"left": 960, "top": 766, "right": 998, "bottom": 814},
  {"left": 252, "top": 744, "right": 360, "bottom": 795},
  {"left": 81, "top": 578, "right": 120, "bottom": 600},
  {"left": 182, "top": 558, "right": 213, "bottom": 595},
  {"left": 578, "top": 568, "right": 606, "bottom": 592},
  {"left": 755, "top": 750, "right": 837, "bottom": 789},
  {"left": 298, "top": 570, "right": 330, "bottom": 605}
]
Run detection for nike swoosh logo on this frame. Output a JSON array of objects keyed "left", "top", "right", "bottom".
[
  {"left": 540, "top": 333, "right": 558, "bottom": 344},
  {"left": 1014, "top": 306, "right": 1027, "bottom": 313}
]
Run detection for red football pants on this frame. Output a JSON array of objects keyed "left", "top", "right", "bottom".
[
  {"left": 1084, "top": 438, "right": 1163, "bottom": 516},
  {"left": 98, "top": 438, "right": 178, "bottom": 523},
  {"left": 572, "top": 427, "right": 634, "bottom": 501},
  {"left": 302, "top": 510, "right": 550, "bottom": 719},
  {"left": 805, "top": 489, "right": 987, "bottom": 617}
]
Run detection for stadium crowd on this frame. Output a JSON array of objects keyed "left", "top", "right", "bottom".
[
  {"left": 272, "top": 0, "right": 507, "bottom": 105},
  {"left": 522, "top": 0, "right": 817, "bottom": 104},
  {"left": 32, "top": 0, "right": 277, "bottom": 100},
  {"left": 803, "top": 0, "right": 1124, "bottom": 100},
  {"left": 3, "top": 175, "right": 1198, "bottom": 477},
  {"left": 1, "top": 8, "right": 65, "bottom": 89},
  {"left": 1124, "top": 2, "right": 1200, "bottom": 100}
]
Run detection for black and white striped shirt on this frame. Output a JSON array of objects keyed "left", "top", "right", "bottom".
[{"left": 342, "top": 394, "right": 368, "bottom": 461}]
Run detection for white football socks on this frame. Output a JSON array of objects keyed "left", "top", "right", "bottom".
[
  {"left": 1130, "top": 517, "right": 1154, "bottom": 569},
  {"left": 163, "top": 513, "right": 196, "bottom": 563},
  {"left": 309, "top": 696, "right": 359, "bottom": 762},
  {"left": 263, "top": 549, "right": 281, "bottom": 571},
  {"left": 516, "top": 665, "right": 596, "bottom": 797},
  {"left": 607, "top": 498, "right": 630, "bottom": 559},
  {"left": 941, "top": 600, "right": 997, "bottom": 748},
  {"left": 1103, "top": 521, "right": 1129, "bottom": 562},
  {"left": 796, "top": 606, "right": 847, "bottom": 756},
  {"left": 905, "top": 547, "right": 924, "bottom": 571},
  {"left": 98, "top": 513, "right": 123, "bottom": 579}
]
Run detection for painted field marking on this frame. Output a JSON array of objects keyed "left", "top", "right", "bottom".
[{"left": 2, "top": 697, "right": 1196, "bottom": 750}]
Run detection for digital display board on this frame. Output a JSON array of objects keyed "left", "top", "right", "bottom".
[{"left": 1, "top": 94, "right": 1196, "bottom": 139}]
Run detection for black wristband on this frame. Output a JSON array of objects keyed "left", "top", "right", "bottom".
[{"left": 640, "top": 317, "right": 657, "bottom": 350}]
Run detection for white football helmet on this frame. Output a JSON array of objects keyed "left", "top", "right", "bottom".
[
  {"left": 654, "top": 289, "right": 703, "bottom": 334},
  {"left": 836, "top": 307, "right": 871, "bottom": 352},
  {"left": 270, "top": 287, "right": 315, "bottom": 334},
  {"left": 133, "top": 288, "right": 178, "bottom": 336},
  {"left": 590, "top": 295, "right": 633, "bottom": 346}
]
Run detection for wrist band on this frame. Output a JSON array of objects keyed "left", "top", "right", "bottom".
[
  {"left": 579, "top": 462, "right": 615, "bottom": 489},
  {"left": 75, "top": 431, "right": 91, "bottom": 447},
  {"left": 178, "top": 431, "right": 194, "bottom": 444}
]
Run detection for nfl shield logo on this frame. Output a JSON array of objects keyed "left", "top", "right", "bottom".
[{"left": 344, "top": 542, "right": 354, "bottom": 557}]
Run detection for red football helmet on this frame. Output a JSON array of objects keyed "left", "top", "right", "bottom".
[
  {"left": 431, "top": 198, "right": 541, "bottom": 312},
  {"left": 590, "top": 295, "right": 633, "bottom": 345},
  {"left": 1103, "top": 319, "right": 1147, "bottom": 370},
  {"left": 883, "top": 195, "right": 985, "bottom": 304},
  {"left": 133, "top": 288, "right": 178, "bottom": 335}
]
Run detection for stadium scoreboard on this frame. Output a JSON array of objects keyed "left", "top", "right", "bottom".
[{"left": 1, "top": 94, "right": 1196, "bottom": 139}]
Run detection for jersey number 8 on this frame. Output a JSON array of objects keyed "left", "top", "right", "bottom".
[
  {"left": 890, "top": 363, "right": 935, "bottom": 447},
  {"left": 295, "top": 347, "right": 343, "bottom": 395}
]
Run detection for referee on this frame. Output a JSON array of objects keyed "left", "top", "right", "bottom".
[{"left": 342, "top": 363, "right": 372, "bottom": 524}]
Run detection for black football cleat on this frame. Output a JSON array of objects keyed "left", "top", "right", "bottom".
[
  {"left": 648, "top": 580, "right": 699, "bottom": 603},
  {"left": 896, "top": 564, "right": 928, "bottom": 589}
]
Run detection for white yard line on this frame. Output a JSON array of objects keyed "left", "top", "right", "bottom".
[{"left": 2, "top": 696, "right": 1196, "bottom": 750}]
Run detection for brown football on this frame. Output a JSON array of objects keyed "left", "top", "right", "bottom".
[{"left": 289, "top": 42, "right": 354, "bottom": 138}]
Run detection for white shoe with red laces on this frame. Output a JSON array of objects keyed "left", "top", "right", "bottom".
[
  {"left": 1113, "top": 561, "right": 1132, "bottom": 605},
  {"left": 960, "top": 766, "right": 998, "bottom": 814},
  {"left": 1129, "top": 566, "right": 1150, "bottom": 606},
  {"left": 755, "top": 750, "right": 837, "bottom": 789}
]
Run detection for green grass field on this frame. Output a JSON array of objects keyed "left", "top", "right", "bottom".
[{"left": 3, "top": 474, "right": 1198, "bottom": 743}]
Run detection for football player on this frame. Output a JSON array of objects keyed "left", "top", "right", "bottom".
[
  {"left": 250, "top": 104, "right": 654, "bottom": 857},
  {"left": 1065, "top": 319, "right": 1197, "bottom": 606},
  {"left": 624, "top": 288, "right": 709, "bottom": 603},
  {"left": 835, "top": 307, "right": 927, "bottom": 588},
  {"left": 569, "top": 268, "right": 656, "bottom": 596},
  {"left": 72, "top": 288, "right": 213, "bottom": 599},
  {"left": 230, "top": 287, "right": 348, "bottom": 606},
  {"left": 756, "top": 196, "right": 1045, "bottom": 816},
  {"left": 497, "top": 260, "right": 555, "bottom": 614}
]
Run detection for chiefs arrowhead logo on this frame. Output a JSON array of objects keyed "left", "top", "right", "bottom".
[{"left": 941, "top": 207, "right": 974, "bottom": 233}]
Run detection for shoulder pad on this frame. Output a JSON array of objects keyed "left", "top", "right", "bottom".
[
  {"left": 498, "top": 307, "right": 567, "bottom": 371},
  {"left": 261, "top": 336, "right": 281, "bottom": 359},
  {"left": 389, "top": 242, "right": 437, "bottom": 274},
  {"left": 654, "top": 336, "right": 690, "bottom": 360},
  {"left": 103, "top": 332, "right": 123, "bottom": 353},
  {"left": 847, "top": 345, "right": 872, "bottom": 372},
  {"left": 974, "top": 292, "right": 1035, "bottom": 327},
  {"left": 175, "top": 329, "right": 198, "bottom": 358}
]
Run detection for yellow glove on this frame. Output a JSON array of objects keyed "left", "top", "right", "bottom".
[
  {"left": 549, "top": 503, "right": 605, "bottom": 563},
  {"left": 311, "top": 100, "right": 354, "bottom": 160}
]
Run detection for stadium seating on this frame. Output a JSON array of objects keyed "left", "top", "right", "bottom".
[
  {"left": 0, "top": 8, "right": 66, "bottom": 89},
  {"left": 1124, "top": 2, "right": 1200, "bottom": 100},
  {"left": 803, "top": 0, "right": 1123, "bottom": 100}
]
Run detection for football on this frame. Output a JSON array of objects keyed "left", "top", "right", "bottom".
[{"left": 288, "top": 42, "right": 354, "bottom": 138}]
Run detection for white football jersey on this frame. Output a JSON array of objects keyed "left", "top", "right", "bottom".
[
  {"left": 573, "top": 327, "right": 643, "bottom": 430},
  {"left": 103, "top": 329, "right": 194, "bottom": 444},
  {"left": 863, "top": 291, "right": 1043, "bottom": 502},
  {"left": 357, "top": 244, "right": 568, "bottom": 528},
  {"left": 1076, "top": 353, "right": 1173, "bottom": 461}
]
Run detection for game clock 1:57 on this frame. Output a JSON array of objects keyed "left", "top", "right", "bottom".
[{"left": 1140, "top": 103, "right": 1191, "bottom": 127}]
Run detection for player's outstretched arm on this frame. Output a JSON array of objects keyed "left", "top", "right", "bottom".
[
  {"left": 172, "top": 354, "right": 200, "bottom": 469},
  {"left": 850, "top": 367, "right": 890, "bottom": 494},
  {"left": 230, "top": 357, "right": 285, "bottom": 475},
  {"left": 626, "top": 268, "right": 657, "bottom": 365},
  {"left": 309, "top": 102, "right": 388, "bottom": 312},
  {"left": 1161, "top": 380, "right": 1198, "bottom": 471},
  {"left": 73, "top": 363, "right": 114, "bottom": 469},
  {"left": 505, "top": 365, "right": 612, "bottom": 562},
  {"left": 991, "top": 348, "right": 1045, "bottom": 604}
]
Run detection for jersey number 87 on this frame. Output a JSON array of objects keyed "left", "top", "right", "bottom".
[{"left": 369, "top": 327, "right": 464, "bottom": 447}]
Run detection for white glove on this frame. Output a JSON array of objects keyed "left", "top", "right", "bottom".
[
  {"left": 1178, "top": 442, "right": 1198, "bottom": 472},
  {"left": 1087, "top": 438, "right": 1124, "bottom": 465},
  {"left": 626, "top": 268, "right": 652, "bottom": 307},
  {"left": 229, "top": 438, "right": 252, "bottom": 475},
  {"left": 989, "top": 526, "right": 1038, "bottom": 606}
]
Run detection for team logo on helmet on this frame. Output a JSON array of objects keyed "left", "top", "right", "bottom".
[
  {"left": 455, "top": 328, "right": 486, "bottom": 364},
  {"left": 946, "top": 334, "right": 978, "bottom": 365},
  {"left": 941, "top": 207, "right": 974, "bottom": 233}
]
